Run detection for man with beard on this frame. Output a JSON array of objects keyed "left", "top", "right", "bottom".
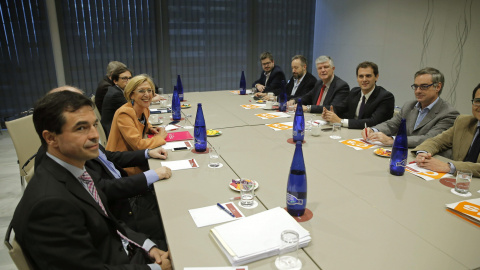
[
  {"left": 285, "top": 55, "right": 317, "bottom": 100},
  {"left": 252, "top": 51, "right": 286, "bottom": 97}
]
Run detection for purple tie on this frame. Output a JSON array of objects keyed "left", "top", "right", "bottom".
[{"left": 78, "top": 171, "right": 147, "bottom": 254}]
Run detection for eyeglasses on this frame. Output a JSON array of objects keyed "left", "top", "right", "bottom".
[
  {"left": 472, "top": 99, "right": 480, "bottom": 107},
  {"left": 136, "top": 89, "right": 153, "bottom": 95},
  {"left": 411, "top": 83, "right": 434, "bottom": 91},
  {"left": 261, "top": 61, "right": 272, "bottom": 66},
  {"left": 120, "top": 76, "right": 132, "bottom": 81}
]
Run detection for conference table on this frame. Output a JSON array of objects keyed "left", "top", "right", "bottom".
[{"left": 150, "top": 91, "right": 480, "bottom": 270}]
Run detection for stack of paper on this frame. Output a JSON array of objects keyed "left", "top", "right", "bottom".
[
  {"left": 406, "top": 163, "right": 453, "bottom": 181},
  {"left": 446, "top": 198, "right": 480, "bottom": 227},
  {"left": 266, "top": 122, "right": 293, "bottom": 131},
  {"left": 255, "top": 112, "right": 291, "bottom": 120},
  {"left": 340, "top": 138, "right": 380, "bottom": 150},
  {"left": 210, "top": 207, "right": 311, "bottom": 266}
]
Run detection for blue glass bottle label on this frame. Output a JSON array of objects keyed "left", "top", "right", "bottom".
[
  {"left": 393, "top": 158, "right": 407, "bottom": 167},
  {"left": 286, "top": 193, "right": 304, "bottom": 205}
]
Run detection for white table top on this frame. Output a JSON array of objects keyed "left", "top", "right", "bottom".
[{"left": 152, "top": 90, "right": 480, "bottom": 270}]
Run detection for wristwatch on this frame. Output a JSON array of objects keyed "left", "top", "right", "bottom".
[{"left": 306, "top": 105, "right": 311, "bottom": 112}]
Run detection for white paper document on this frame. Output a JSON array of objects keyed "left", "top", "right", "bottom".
[
  {"left": 189, "top": 203, "right": 245, "bottom": 227},
  {"left": 405, "top": 163, "right": 453, "bottom": 181},
  {"left": 255, "top": 112, "right": 291, "bottom": 120},
  {"left": 161, "top": 159, "right": 199, "bottom": 171},
  {"left": 164, "top": 124, "right": 181, "bottom": 131},
  {"left": 210, "top": 207, "right": 311, "bottom": 266},
  {"left": 149, "top": 108, "right": 168, "bottom": 113},
  {"left": 265, "top": 122, "right": 293, "bottom": 131},
  {"left": 446, "top": 198, "right": 480, "bottom": 226},
  {"left": 162, "top": 141, "right": 193, "bottom": 150}
]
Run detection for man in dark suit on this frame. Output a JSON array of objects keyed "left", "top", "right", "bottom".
[
  {"left": 12, "top": 91, "right": 171, "bottom": 269},
  {"left": 288, "top": 55, "right": 350, "bottom": 113},
  {"left": 322, "top": 61, "right": 395, "bottom": 129},
  {"left": 37, "top": 86, "right": 172, "bottom": 251},
  {"left": 95, "top": 61, "right": 127, "bottom": 114},
  {"left": 362, "top": 67, "right": 459, "bottom": 147},
  {"left": 285, "top": 55, "right": 317, "bottom": 100},
  {"left": 101, "top": 66, "right": 132, "bottom": 137},
  {"left": 252, "top": 51, "right": 286, "bottom": 97}
]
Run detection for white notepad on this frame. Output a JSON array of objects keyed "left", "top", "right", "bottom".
[{"left": 210, "top": 207, "right": 311, "bottom": 266}]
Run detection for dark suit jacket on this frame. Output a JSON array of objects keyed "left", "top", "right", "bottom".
[
  {"left": 87, "top": 146, "right": 166, "bottom": 250},
  {"left": 34, "top": 145, "right": 166, "bottom": 249},
  {"left": 285, "top": 72, "right": 317, "bottom": 100},
  {"left": 95, "top": 76, "right": 114, "bottom": 115},
  {"left": 252, "top": 65, "right": 286, "bottom": 96},
  {"left": 373, "top": 98, "right": 460, "bottom": 147},
  {"left": 336, "top": 85, "right": 395, "bottom": 129},
  {"left": 12, "top": 155, "right": 151, "bottom": 270},
  {"left": 298, "top": 75, "right": 350, "bottom": 113},
  {"left": 102, "top": 85, "right": 127, "bottom": 138}
]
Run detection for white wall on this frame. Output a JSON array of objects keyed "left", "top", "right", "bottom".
[{"left": 313, "top": 0, "right": 480, "bottom": 114}]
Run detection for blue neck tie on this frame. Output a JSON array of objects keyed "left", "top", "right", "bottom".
[{"left": 464, "top": 127, "right": 480, "bottom": 163}]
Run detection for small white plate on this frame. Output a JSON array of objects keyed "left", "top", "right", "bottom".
[{"left": 229, "top": 179, "right": 259, "bottom": 192}]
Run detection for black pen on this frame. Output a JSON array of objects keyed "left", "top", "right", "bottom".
[
  {"left": 172, "top": 147, "right": 188, "bottom": 151},
  {"left": 217, "top": 203, "right": 235, "bottom": 218}
]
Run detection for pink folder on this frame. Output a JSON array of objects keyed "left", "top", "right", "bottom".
[{"left": 164, "top": 131, "right": 194, "bottom": 142}]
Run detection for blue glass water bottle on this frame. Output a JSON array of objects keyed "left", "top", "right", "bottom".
[
  {"left": 278, "top": 80, "right": 287, "bottom": 112},
  {"left": 194, "top": 103, "right": 207, "bottom": 152},
  {"left": 292, "top": 98, "right": 305, "bottom": 142},
  {"left": 172, "top": 86, "right": 181, "bottom": 121},
  {"left": 389, "top": 118, "right": 408, "bottom": 176},
  {"left": 239, "top": 71, "right": 246, "bottom": 95},
  {"left": 286, "top": 141, "right": 307, "bottom": 216},
  {"left": 177, "top": 75, "right": 184, "bottom": 101}
]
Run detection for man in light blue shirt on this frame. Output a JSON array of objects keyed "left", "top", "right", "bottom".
[
  {"left": 12, "top": 91, "right": 171, "bottom": 269},
  {"left": 362, "top": 67, "right": 459, "bottom": 147}
]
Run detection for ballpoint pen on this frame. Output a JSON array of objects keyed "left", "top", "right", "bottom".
[
  {"left": 217, "top": 203, "right": 235, "bottom": 218},
  {"left": 364, "top": 123, "right": 368, "bottom": 139}
]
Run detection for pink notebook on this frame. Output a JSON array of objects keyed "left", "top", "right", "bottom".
[{"left": 164, "top": 131, "right": 194, "bottom": 142}]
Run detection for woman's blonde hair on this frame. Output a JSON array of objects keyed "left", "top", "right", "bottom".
[{"left": 123, "top": 74, "right": 155, "bottom": 102}]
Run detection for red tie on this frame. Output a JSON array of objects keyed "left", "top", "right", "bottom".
[
  {"left": 315, "top": 85, "right": 326, "bottom": 106},
  {"left": 78, "top": 171, "right": 147, "bottom": 254}
]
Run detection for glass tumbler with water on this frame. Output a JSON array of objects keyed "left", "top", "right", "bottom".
[
  {"left": 239, "top": 179, "right": 255, "bottom": 207},
  {"left": 275, "top": 230, "right": 302, "bottom": 270},
  {"left": 208, "top": 146, "right": 220, "bottom": 168},
  {"left": 455, "top": 170, "right": 472, "bottom": 194},
  {"left": 329, "top": 123, "right": 342, "bottom": 139}
]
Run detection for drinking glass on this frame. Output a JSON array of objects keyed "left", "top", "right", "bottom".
[
  {"left": 311, "top": 123, "right": 321, "bottom": 137},
  {"left": 275, "top": 230, "right": 302, "bottom": 270},
  {"left": 239, "top": 179, "right": 255, "bottom": 207},
  {"left": 208, "top": 146, "right": 221, "bottom": 168},
  {"left": 454, "top": 170, "right": 472, "bottom": 194},
  {"left": 183, "top": 114, "right": 193, "bottom": 129},
  {"left": 329, "top": 123, "right": 342, "bottom": 139},
  {"left": 287, "top": 103, "right": 296, "bottom": 114},
  {"left": 305, "top": 116, "right": 314, "bottom": 131}
]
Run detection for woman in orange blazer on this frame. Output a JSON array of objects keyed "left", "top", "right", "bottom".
[{"left": 106, "top": 74, "right": 167, "bottom": 175}]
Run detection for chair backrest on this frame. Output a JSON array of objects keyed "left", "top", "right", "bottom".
[
  {"left": 6, "top": 115, "right": 41, "bottom": 177},
  {"left": 4, "top": 224, "right": 34, "bottom": 270},
  {"left": 91, "top": 95, "right": 107, "bottom": 147},
  {"left": 24, "top": 166, "right": 35, "bottom": 184}
]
